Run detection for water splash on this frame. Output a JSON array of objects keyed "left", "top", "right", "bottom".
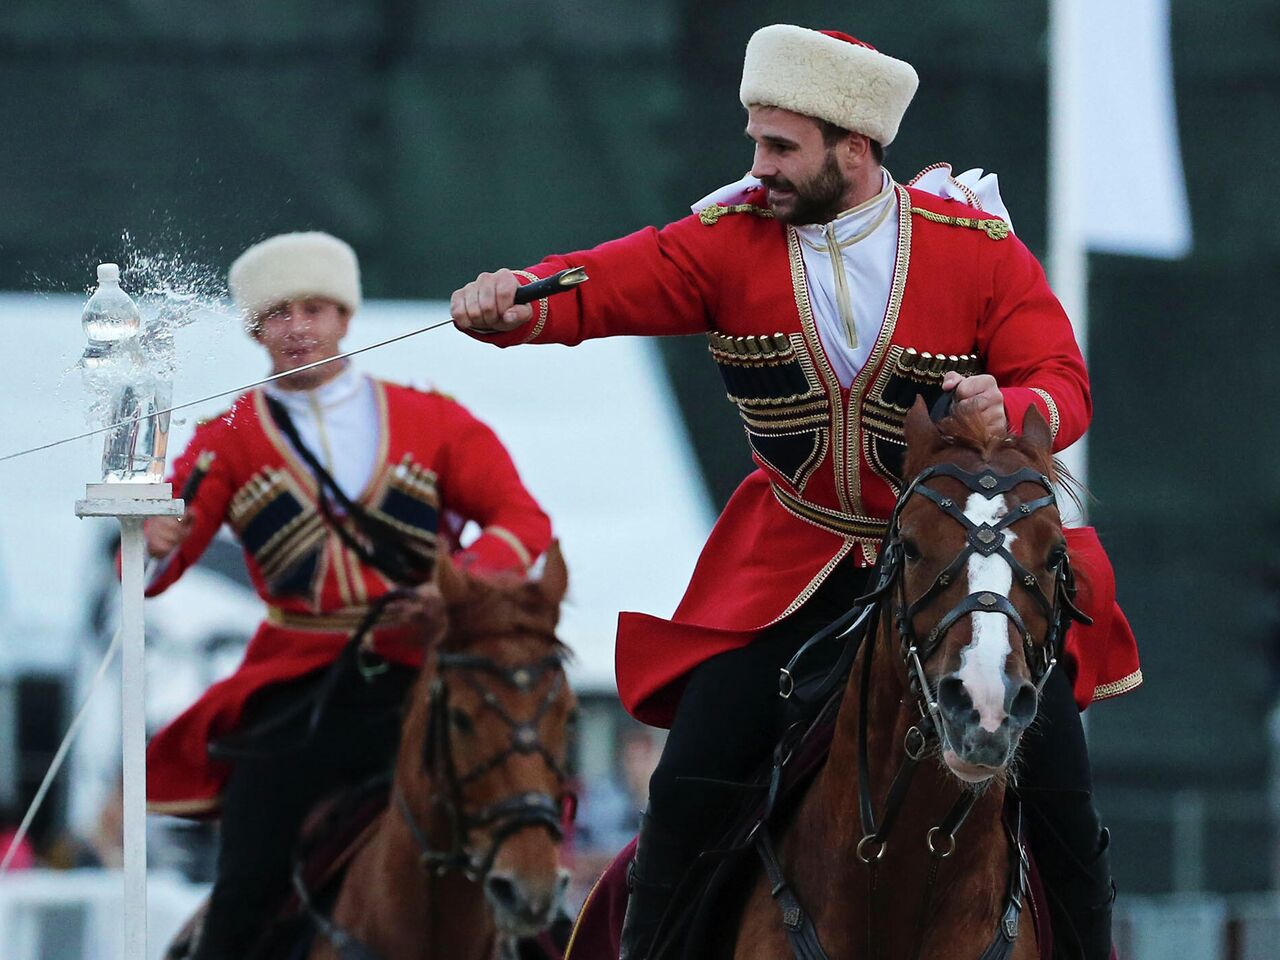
[
  {"left": 73, "top": 232, "right": 235, "bottom": 480},
  {"left": 71, "top": 230, "right": 234, "bottom": 410}
]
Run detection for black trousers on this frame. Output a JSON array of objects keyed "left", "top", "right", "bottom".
[
  {"left": 645, "top": 560, "right": 1106, "bottom": 890},
  {"left": 193, "top": 662, "right": 416, "bottom": 960},
  {"left": 647, "top": 562, "right": 871, "bottom": 846}
]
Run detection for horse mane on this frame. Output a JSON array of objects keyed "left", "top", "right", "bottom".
[
  {"left": 440, "top": 568, "right": 568, "bottom": 655},
  {"left": 926, "top": 405, "right": 1086, "bottom": 515}
]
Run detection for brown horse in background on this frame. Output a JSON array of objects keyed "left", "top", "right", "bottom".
[
  {"left": 729, "top": 401, "right": 1076, "bottom": 959},
  {"left": 307, "top": 544, "right": 577, "bottom": 959}
]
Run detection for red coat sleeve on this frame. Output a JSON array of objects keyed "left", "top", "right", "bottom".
[
  {"left": 978, "top": 234, "right": 1092, "bottom": 450},
  {"left": 143, "top": 417, "right": 237, "bottom": 596},
  {"left": 433, "top": 399, "right": 552, "bottom": 575},
  {"left": 465, "top": 213, "right": 721, "bottom": 348}
]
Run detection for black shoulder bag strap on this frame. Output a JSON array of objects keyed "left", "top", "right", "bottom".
[{"left": 264, "top": 394, "right": 432, "bottom": 586}]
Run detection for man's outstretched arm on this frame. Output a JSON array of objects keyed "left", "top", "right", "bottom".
[{"left": 450, "top": 214, "right": 722, "bottom": 346}]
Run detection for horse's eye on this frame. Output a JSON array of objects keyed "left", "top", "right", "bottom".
[
  {"left": 1046, "top": 543, "right": 1067, "bottom": 569},
  {"left": 450, "top": 708, "right": 474, "bottom": 735},
  {"left": 902, "top": 539, "right": 922, "bottom": 562}
]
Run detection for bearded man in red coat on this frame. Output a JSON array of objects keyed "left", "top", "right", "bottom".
[
  {"left": 453, "top": 24, "right": 1132, "bottom": 960},
  {"left": 145, "top": 231, "right": 552, "bottom": 960}
]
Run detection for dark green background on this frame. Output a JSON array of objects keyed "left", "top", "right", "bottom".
[{"left": 3, "top": 1, "right": 1276, "bottom": 893}]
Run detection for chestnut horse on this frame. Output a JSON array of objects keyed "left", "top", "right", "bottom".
[
  {"left": 727, "top": 401, "right": 1085, "bottom": 959},
  {"left": 305, "top": 544, "right": 577, "bottom": 959}
]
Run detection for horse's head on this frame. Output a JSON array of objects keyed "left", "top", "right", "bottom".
[
  {"left": 892, "top": 399, "right": 1078, "bottom": 784},
  {"left": 405, "top": 543, "right": 576, "bottom": 938}
]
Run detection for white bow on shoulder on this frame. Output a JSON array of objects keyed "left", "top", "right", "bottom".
[{"left": 907, "top": 163, "right": 1015, "bottom": 233}]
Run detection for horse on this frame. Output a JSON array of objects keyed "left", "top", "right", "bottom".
[
  {"left": 721, "top": 399, "right": 1083, "bottom": 959},
  {"left": 305, "top": 542, "right": 578, "bottom": 959}
]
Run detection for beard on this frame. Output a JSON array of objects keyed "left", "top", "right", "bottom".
[{"left": 760, "top": 149, "right": 850, "bottom": 225}]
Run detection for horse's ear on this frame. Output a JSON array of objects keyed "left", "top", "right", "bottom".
[
  {"left": 537, "top": 541, "right": 569, "bottom": 608},
  {"left": 904, "top": 395, "right": 942, "bottom": 452},
  {"left": 1020, "top": 404, "right": 1053, "bottom": 455},
  {"left": 435, "top": 549, "right": 468, "bottom": 605}
]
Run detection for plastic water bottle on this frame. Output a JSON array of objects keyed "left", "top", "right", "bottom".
[
  {"left": 81, "top": 263, "right": 140, "bottom": 359},
  {"left": 80, "top": 263, "right": 170, "bottom": 481}
]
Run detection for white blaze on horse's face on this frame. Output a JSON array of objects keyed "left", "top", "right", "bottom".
[{"left": 957, "top": 492, "right": 1017, "bottom": 734}]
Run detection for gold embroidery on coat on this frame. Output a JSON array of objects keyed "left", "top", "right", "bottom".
[
  {"left": 1093, "top": 669, "right": 1143, "bottom": 701},
  {"left": 786, "top": 229, "right": 851, "bottom": 515},
  {"left": 699, "top": 203, "right": 776, "bottom": 226},
  {"left": 513, "top": 270, "right": 549, "bottom": 343},
  {"left": 845, "top": 185, "right": 912, "bottom": 515},
  {"left": 1029, "top": 388, "right": 1061, "bottom": 441},
  {"left": 910, "top": 206, "right": 1009, "bottom": 240}
]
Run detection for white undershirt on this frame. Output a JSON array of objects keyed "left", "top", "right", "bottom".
[
  {"left": 265, "top": 363, "right": 379, "bottom": 501},
  {"left": 793, "top": 170, "right": 899, "bottom": 388}
]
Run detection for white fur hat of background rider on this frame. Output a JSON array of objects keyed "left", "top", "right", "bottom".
[
  {"left": 739, "top": 25, "right": 919, "bottom": 147},
  {"left": 229, "top": 231, "right": 363, "bottom": 327}
]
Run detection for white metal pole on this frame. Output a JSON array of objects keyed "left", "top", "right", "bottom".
[
  {"left": 118, "top": 515, "right": 148, "bottom": 959},
  {"left": 1048, "top": 0, "right": 1090, "bottom": 526},
  {"left": 76, "top": 482, "right": 181, "bottom": 959}
]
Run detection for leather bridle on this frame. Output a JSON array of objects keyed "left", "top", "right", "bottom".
[
  {"left": 395, "top": 640, "right": 574, "bottom": 883},
  {"left": 847, "top": 458, "right": 1093, "bottom": 959},
  {"left": 884, "top": 461, "right": 1091, "bottom": 736},
  {"left": 853, "top": 459, "right": 1092, "bottom": 860},
  {"left": 755, "top": 452, "right": 1096, "bottom": 960}
]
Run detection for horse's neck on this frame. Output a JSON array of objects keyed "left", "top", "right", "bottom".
[
  {"left": 330, "top": 686, "right": 497, "bottom": 958},
  {"left": 791, "top": 628, "right": 1011, "bottom": 955}
]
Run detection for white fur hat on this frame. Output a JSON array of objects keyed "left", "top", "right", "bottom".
[
  {"left": 740, "top": 25, "right": 919, "bottom": 146},
  {"left": 229, "top": 231, "right": 362, "bottom": 325}
]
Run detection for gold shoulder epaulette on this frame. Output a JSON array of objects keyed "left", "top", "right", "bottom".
[
  {"left": 910, "top": 206, "right": 1009, "bottom": 240},
  {"left": 699, "top": 203, "right": 776, "bottom": 226}
]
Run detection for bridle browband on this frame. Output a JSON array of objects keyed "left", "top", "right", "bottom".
[{"left": 396, "top": 637, "right": 573, "bottom": 883}]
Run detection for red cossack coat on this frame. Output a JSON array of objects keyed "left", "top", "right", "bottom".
[
  {"left": 473, "top": 184, "right": 1140, "bottom": 726},
  {"left": 145, "top": 382, "right": 551, "bottom": 816}
]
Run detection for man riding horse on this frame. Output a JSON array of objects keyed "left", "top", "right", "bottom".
[
  {"left": 451, "top": 24, "right": 1139, "bottom": 959},
  {"left": 142, "top": 231, "right": 553, "bottom": 960}
]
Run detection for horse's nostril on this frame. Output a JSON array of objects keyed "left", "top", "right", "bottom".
[
  {"left": 1008, "top": 681, "right": 1038, "bottom": 728},
  {"left": 937, "top": 676, "right": 972, "bottom": 717},
  {"left": 484, "top": 873, "right": 522, "bottom": 914}
]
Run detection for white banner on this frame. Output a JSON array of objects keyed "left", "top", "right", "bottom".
[{"left": 1075, "top": 0, "right": 1192, "bottom": 258}]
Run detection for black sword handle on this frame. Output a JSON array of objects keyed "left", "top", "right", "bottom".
[{"left": 512, "top": 266, "right": 589, "bottom": 304}]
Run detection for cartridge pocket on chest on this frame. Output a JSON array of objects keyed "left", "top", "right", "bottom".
[
  {"left": 707, "top": 332, "right": 829, "bottom": 491},
  {"left": 864, "top": 346, "right": 983, "bottom": 487}
]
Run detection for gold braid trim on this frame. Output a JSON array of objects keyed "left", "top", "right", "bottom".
[
  {"left": 1093, "top": 669, "right": 1143, "bottom": 701},
  {"left": 513, "top": 270, "right": 549, "bottom": 343},
  {"left": 699, "top": 204, "right": 776, "bottom": 226},
  {"left": 1029, "top": 388, "right": 1061, "bottom": 440},
  {"left": 910, "top": 206, "right": 1009, "bottom": 240},
  {"left": 771, "top": 483, "right": 888, "bottom": 541}
]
